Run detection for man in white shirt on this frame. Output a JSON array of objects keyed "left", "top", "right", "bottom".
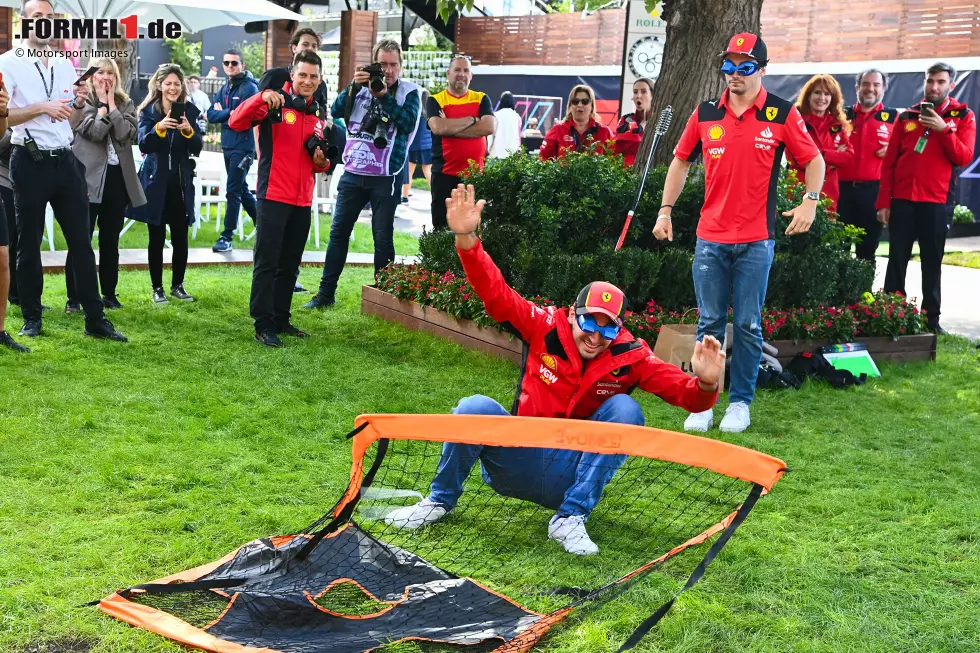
[
  {"left": 0, "top": 0, "right": 127, "bottom": 341},
  {"left": 187, "top": 75, "right": 210, "bottom": 132}
]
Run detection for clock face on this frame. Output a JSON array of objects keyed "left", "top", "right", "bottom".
[{"left": 628, "top": 35, "right": 664, "bottom": 78}]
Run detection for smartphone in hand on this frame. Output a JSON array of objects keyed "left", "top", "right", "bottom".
[
  {"left": 919, "top": 101, "right": 935, "bottom": 115},
  {"left": 73, "top": 65, "right": 99, "bottom": 87},
  {"left": 169, "top": 101, "right": 186, "bottom": 123}
]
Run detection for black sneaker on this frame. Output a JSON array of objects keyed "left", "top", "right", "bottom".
[
  {"left": 400, "top": 196, "right": 409, "bottom": 205},
  {"left": 84, "top": 317, "right": 128, "bottom": 342},
  {"left": 212, "top": 237, "right": 233, "bottom": 253},
  {"left": 255, "top": 330, "right": 283, "bottom": 347},
  {"left": 152, "top": 287, "right": 168, "bottom": 304},
  {"left": 170, "top": 285, "right": 195, "bottom": 302},
  {"left": 303, "top": 294, "right": 335, "bottom": 310},
  {"left": 929, "top": 325, "right": 947, "bottom": 335},
  {"left": 8, "top": 295, "right": 18, "bottom": 306},
  {"left": 293, "top": 282, "right": 307, "bottom": 293},
  {"left": 19, "top": 318, "right": 41, "bottom": 337},
  {"left": 0, "top": 331, "right": 30, "bottom": 353},
  {"left": 65, "top": 299, "right": 81, "bottom": 314},
  {"left": 278, "top": 324, "right": 310, "bottom": 338},
  {"left": 103, "top": 295, "right": 123, "bottom": 310}
]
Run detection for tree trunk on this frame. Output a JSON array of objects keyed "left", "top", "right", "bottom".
[{"left": 633, "top": 0, "right": 763, "bottom": 169}]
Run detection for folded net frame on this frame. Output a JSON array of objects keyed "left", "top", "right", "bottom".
[{"left": 98, "top": 414, "right": 787, "bottom": 653}]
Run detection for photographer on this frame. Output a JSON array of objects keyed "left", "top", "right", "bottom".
[
  {"left": 305, "top": 39, "right": 421, "bottom": 310},
  {"left": 229, "top": 50, "right": 331, "bottom": 347},
  {"left": 877, "top": 62, "right": 975, "bottom": 334}
]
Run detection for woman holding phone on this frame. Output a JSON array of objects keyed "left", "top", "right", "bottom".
[
  {"left": 129, "top": 64, "right": 202, "bottom": 304},
  {"left": 67, "top": 57, "right": 147, "bottom": 311}
]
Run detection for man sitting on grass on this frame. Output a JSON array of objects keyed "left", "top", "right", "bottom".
[{"left": 385, "top": 184, "right": 726, "bottom": 555}]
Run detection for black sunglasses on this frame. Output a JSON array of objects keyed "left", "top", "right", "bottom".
[
  {"left": 223, "top": 60, "right": 240, "bottom": 67},
  {"left": 569, "top": 98, "right": 591, "bottom": 106}
]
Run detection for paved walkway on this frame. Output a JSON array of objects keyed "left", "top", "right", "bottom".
[{"left": 874, "top": 256, "right": 980, "bottom": 340}]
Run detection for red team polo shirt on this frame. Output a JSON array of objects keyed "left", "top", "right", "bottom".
[{"left": 674, "top": 87, "right": 820, "bottom": 244}]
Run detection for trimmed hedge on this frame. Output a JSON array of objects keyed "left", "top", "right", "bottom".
[{"left": 416, "top": 150, "right": 875, "bottom": 311}]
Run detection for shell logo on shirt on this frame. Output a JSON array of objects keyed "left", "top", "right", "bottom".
[
  {"left": 541, "top": 354, "right": 557, "bottom": 370},
  {"left": 707, "top": 124, "right": 725, "bottom": 141},
  {"left": 283, "top": 110, "right": 297, "bottom": 124},
  {"left": 905, "top": 121, "right": 917, "bottom": 132}
]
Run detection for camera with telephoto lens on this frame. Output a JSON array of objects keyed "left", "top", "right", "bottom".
[
  {"left": 361, "top": 63, "right": 386, "bottom": 94},
  {"left": 305, "top": 133, "right": 339, "bottom": 162},
  {"left": 360, "top": 108, "right": 390, "bottom": 149}
]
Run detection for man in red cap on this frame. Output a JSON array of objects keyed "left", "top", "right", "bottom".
[
  {"left": 655, "top": 32, "right": 825, "bottom": 434},
  {"left": 385, "top": 184, "right": 725, "bottom": 556}
]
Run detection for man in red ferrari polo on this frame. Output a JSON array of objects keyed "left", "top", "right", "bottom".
[
  {"left": 877, "top": 62, "right": 976, "bottom": 334},
  {"left": 384, "top": 183, "right": 725, "bottom": 556},
  {"left": 654, "top": 33, "right": 825, "bottom": 434},
  {"left": 838, "top": 69, "right": 897, "bottom": 261}
]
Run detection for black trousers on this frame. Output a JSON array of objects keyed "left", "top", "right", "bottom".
[
  {"left": 430, "top": 171, "right": 461, "bottom": 231},
  {"left": 250, "top": 199, "right": 311, "bottom": 333},
  {"left": 66, "top": 164, "right": 128, "bottom": 300},
  {"left": 838, "top": 181, "right": 883, "bottom": 262},
  {"left": 0, "top": 185, "right": 15, "bottom": 302},
  {"left": 883, "top": 199, "right": 949, "bottom": 328},
  {"left": 10, "top": 147, "right": 104, "bottom": 322},
  {"left": 148, "top": 181, "right": 189, "bottom": 290}
]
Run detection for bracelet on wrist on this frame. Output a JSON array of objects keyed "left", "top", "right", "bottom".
[
  {"left": 656, "top": 215, "right": 672, "bottom": 221},
  {"left": 660, "top": 204, "right": 674, "bottom": 209}
]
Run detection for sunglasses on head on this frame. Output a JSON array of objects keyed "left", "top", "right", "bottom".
[
  {"left": 570, "top": 98, "right": 592, "bottom": 106},
  {"left": 576, "top": 313, "right": 621, "bottom": 341},
  {"left": 720, "top": 59, "right": 760, "bottom": 76},
  {"left": 223, "top": 60, "right": 240, "bottom": 67}
]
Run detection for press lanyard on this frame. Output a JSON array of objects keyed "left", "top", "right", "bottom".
[{"left": 34, "top": 61, "right": 54, "bottom": 101}]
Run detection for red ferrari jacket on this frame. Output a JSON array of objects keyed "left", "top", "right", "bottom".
[
  {"left": 613, "top": 112, "right": 645, "bottom": 166},
  {"left": 229, "top": 83, "right": 330, "bottom": 207},
  {"left": 539, "top": 118, "right": 615, "bottom": 161},
  {"left": 839, "top": 103, "right": 898, "bottom": 183},
  {"left": 876, "top": 97, "right": 976, "bottom": 209},
  {"left": 457, "top": 240, "right": 719, "bottom": 419},
  {"left": 789, "top": 113, "right": 854, "bottom": 211}
]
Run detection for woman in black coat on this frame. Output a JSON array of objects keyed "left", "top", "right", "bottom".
[{"left": 128, "top": 63, "right": 203, "bottom": 303}]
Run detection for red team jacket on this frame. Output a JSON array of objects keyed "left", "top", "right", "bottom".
[
  {"left": 789, "top": 113, "right": 854, "bottom": 211},
  {"left": 229, "top": 83, "right": 330, "bottom": 207},
  {"left": 539, "top": 118, "right": 615, "bottom": 161},
  {"left": 457, "top": 240, "right": 719, "bottom": 419},
  {"left": 876, "top": 97, "right": 976, "bottom": 209},
  {"left": 613, "top": 112, "right": 645, "bottom": 166},
  {"left": 839, "top": 103, "right": 898, "bottom": 183}
]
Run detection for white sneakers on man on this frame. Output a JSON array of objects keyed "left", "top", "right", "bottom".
[
  {"left": 719, "top": 402, "right": 751, "bottom": 433},
  {"left": 684, "top": 409, "right": 714, "bottom": 433},
  {"left": 548, "top": 514, "right": 599, "bottom": 556},
  {"left": 383, "top": 498, "right": 450, "bottom": 530}
]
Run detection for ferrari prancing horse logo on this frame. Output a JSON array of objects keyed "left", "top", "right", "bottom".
[
  {"left": 602, "top": 292, "right": 612, "bottom": 302},
  {"left": 765, "top": 107, "right": 778, "bottom": 121},
  {"left": 880, "top": 111, "right": 890, "bottom": 121},
  {"left": 736, "top": 37, "right": 745, "bottom": 46}
]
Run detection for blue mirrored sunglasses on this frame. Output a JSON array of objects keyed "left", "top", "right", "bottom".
[
  {"left": 720, "top": 59, "right": 760, "bottom": 76},
  {"left": 576, "top": 313, "right": 621, "bottom": 341}
]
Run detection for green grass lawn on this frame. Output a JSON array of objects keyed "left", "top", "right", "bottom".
[
  {"left": 1, "top": 267, "right": 979, "bottom": 652},
  {"left": 913, "top": 251, "right": 980, "bottom": 270},
  {"left": 43, "top": 206, "right": 420, "bottom": 256}
]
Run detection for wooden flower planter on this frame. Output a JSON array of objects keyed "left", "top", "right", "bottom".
[
  {"left": 361, "top": 286, "right": 523, "bottom": 364},
  {"left": 362, "top": 286, "right": 937, "bottom": 366}
]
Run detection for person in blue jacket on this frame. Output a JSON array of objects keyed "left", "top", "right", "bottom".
[
  {"left": 207, "top": 48, "right": 259, "bottom": 253},
  {"left": 128, "top": 64, "right": 203, "bottom": 304}
]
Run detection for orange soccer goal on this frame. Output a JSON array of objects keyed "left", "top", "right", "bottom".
[{"left": 97, "top": 414, "right": 787, "bottom": 652}]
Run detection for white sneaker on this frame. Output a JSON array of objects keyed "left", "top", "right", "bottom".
[
  {"left": 548, "top": 515, "right": 599, "bottom": 556},
  {"left": 383, "top": 498, "right": 450, "bottom": 530},
  {"left": 719, "top": 402, "right": 751, "bottom": 433},
  {"left": 684, "top": 409, "right": 714, "bottom": 433}
]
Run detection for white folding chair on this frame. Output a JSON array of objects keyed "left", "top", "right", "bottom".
[
  {"left": 311, "top": 166, "right": 348, "bottom": 248},
  {"left": 194, "top": 177, "right": 227, "bottom": 239}
]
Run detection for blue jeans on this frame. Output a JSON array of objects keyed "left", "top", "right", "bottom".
[
  {"left": 316, "top": 172, "right": 398, "bottom": 299},
  {"left": 692, "top": 238, "right": 775, "bottom": 405},
  {"left": 428, "top": 394, "right": 644, "bottom": 518},
  {"left": 221, "top": 150, "right": 257, "bottom": 240}
]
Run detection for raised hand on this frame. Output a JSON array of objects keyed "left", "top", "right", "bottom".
[
  {"left": 446, "top": 183, "right": 485, "bottom": 246},
  {"left": 690, "top": 335, "right": 725, "bottom": 387},
  {"left": 157, "top": 110, "right": 180, "bottom": 132}
]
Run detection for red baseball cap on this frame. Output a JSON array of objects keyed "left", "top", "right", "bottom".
[
  {"left": 575, "top": 281, "right": 627, "bottom": 325},
  {"left": 720, "top": 32, "right": 768, "bottom": 64}
]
